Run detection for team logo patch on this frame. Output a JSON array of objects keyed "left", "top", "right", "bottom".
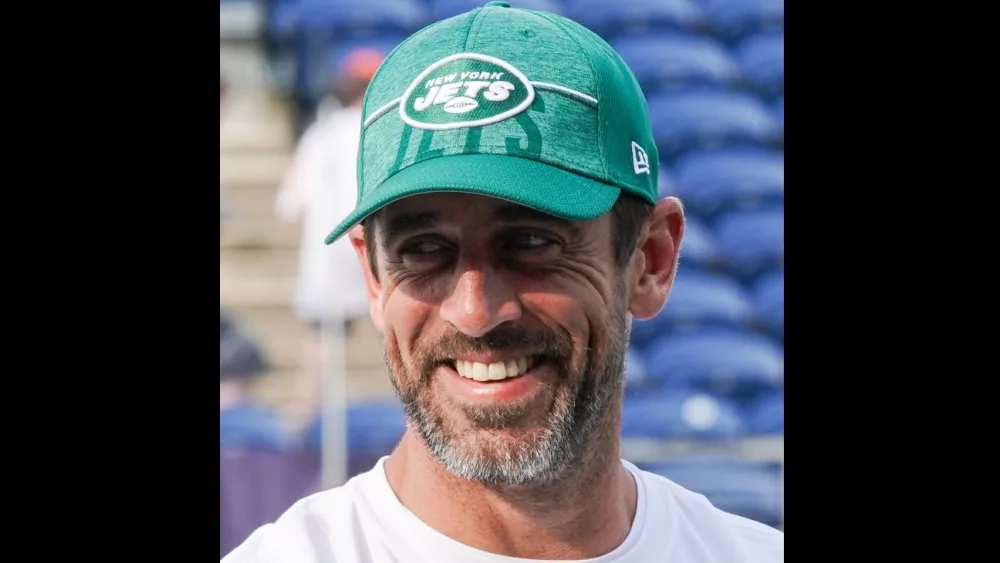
[{"left": 399, "top": 53, "right": 535, "bottom": 130}]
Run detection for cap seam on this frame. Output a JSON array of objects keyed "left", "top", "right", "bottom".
[
  {"left": 534, "top": 11, "right": 609, "bottom": 178},
  {"left": 463, "top": 5, "right": 488, "bottom": 51}
]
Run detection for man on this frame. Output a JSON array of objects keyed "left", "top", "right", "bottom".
[
  {"left": 274, "top": 48, "right": 387, "bottom": 429},
  {"left": 222, "top": 2, "right": 784, "bottom": 562}
]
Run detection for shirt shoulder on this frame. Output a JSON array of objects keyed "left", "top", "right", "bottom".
[{"left": 636, "top": 467, "right": 783, "bottom": 562}]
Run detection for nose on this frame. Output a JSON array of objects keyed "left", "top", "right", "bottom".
[{"left": 439, "top": 263, "right": 522, "bottom": 338}]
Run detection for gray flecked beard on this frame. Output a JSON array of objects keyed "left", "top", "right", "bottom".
[{"left": 385, "top": 291, "right": 630, "bottom": 487}]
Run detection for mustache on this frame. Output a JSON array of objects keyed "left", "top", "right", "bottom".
[{"left": 414, "top": 325, "right": 575, "bottom": 375}]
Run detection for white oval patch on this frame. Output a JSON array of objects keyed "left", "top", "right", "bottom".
[
  {"left": 398, "top": 52, "right": 536, "bottom": 131},
  {"left": 442, "top": 96, "right": 479, "bottom": 114}
]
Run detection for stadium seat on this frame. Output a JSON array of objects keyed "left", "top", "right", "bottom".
[
  {"left": 647, "top": 88, "right": 781, "bottom": 162},
  {"left": 645, "top": 327, "right": 784, "bottom": 399},
  {"left": 430, "top": 0, "right": 563, "bottom": 21},
  {"left": 564, "top": 0, "right": 703, "bottom": 38},
  {"left": 630, "top": 270, "right": 754, "bottom": 347},
  {"left": 751, "top": 270, "right": 783, "bottom": 340},
  {"left": 736, "top": 30, "right": 784, "bottom": 98},
  {"left": 645, "top": 459, "right": 783, "bottom": 526},
  {"left": 611, "top": 33, "right": 741, "bottom": 94},
  {"left": 271, "top": 0, "right": 428, "bottom": 37},
  {"left": 306, "top": 400, "right": 407, "bottom": 475},
  {"left": 747, "top": 390, "right": 783, "bottom": 435},
  {"left": 775, "top": 95, "right": 783, "bottom": 131},
  {"left": 677, "top": 215, "right": 723, "bottom": 272},
  {"left": 220, "top": 404, "right": 295, "bottom": 449},
  {"left": 700, "top": 0, "right": 784, "bottom": 43},
  {"left": 672, "top": 147, "right": 784, "bottom": 219},
  {"left": 658, "top": 165, "right": 679, "bottom": 199},
  {"left": 621, "top": 387, "right": 748, "bottom": 441},
  {"left": 625, "top": 347, "right": 653, "bottom": 392},
  {"left": 713, "top": 207, "right": 783, "bottom": 282}
]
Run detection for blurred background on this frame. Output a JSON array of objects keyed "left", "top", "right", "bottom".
[{"left": 220, "top": 0, "right": 783, "bottom": 556}]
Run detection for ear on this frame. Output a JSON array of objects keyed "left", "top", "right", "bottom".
[
  {"left": 628, "top": 197, "right": 685, "bottom": 320},
  {"left": 348, "top": 224, "right": 385, "bottom": 333}
]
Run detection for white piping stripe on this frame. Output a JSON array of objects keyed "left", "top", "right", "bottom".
[
  {"left": 530, "top": 82, "right": 598, "bottom": 106},
  {"left": 364, "top": 97, "right": 402, "bottom": 129},
  {"left": 363, "top": 83, "right": 598, "bottom": 130}
]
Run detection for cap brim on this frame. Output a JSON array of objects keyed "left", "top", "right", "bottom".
[{"left": 324, "top": 153, "right": 622, "bottom": 244}]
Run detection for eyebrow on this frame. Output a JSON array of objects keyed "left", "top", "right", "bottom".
[
  {"left": 379, "top": 212, "right": 439, "bottom": 247},
  {"left": 379, "top": 204, "right": 580, "bottom": 247}
]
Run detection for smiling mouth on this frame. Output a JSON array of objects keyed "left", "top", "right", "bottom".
[{"left": 448, "top": 356, "right": 540, "bottom": 382}]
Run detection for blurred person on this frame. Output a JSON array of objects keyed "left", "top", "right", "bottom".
[
  {"left": 220, "top": 309, "right": 291, "bottom": 447},
  {"left": 273, "top": 48, "right": 386, "bottom": 429},
  {"left": 223, "top": 4, "right": 782, "bottom": 563}
]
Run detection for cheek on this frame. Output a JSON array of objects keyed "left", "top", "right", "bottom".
[
  {"left": 519, "top": 274, "right": 616, "bottom": 367},
  {"left": 381, "top": 287, "right": 435, "bottom": 368},
  {"left": 521, "top": 291, "right": 596, "bottom": 362}
]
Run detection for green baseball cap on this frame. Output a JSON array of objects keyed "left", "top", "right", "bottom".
[{"left": 324, "top": 0, "right": 659, "bottom": 244}]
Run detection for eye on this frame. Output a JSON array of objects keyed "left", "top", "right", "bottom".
[
  {"left": 507, "top": 232, "right": 555, "bottom": 251},
  {"left": 400, "top": 239, "right": 447, "bottom": 256},
  {"left": 503, "top": 231, "right": 558, "bottom": 255}
]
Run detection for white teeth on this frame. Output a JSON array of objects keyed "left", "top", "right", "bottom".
[
  {"left": 455, "top": 356, "right": 535, "bottom": 381},
  {"left": 488, "top": 362, "right": 507, "bottom": 380},
  {"left": 472, "top": 362, "right": 489, "bottom": 381}
]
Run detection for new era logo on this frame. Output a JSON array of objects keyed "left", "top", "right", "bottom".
[{"left": 631, "top": 141, "right": 650, "bottom": 175}]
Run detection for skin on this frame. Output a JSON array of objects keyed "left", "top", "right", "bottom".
[{"left": 348, "top": 192, "right": 684, "bottom": 560}]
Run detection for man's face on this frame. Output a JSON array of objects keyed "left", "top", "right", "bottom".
[{"left": 358, "top": 193, "right": 638, "bottom": 486}]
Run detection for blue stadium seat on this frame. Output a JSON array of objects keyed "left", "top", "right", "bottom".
[
  {"left": 625, "top": 347, "right": 653, "bottom": 391},
  {"left": 774, "top": 95, "right": 783, "bottom": 131},
  {"left": 677, "top": 215, "right": 723, "bottom": 272},
  {"left": 751, "top": 270, "right": 783, "bottom": 340},
  {"left": 221, "top": 404, "right": 295, "bottom": 449},
  {"left": 658, "top": 166, "right": 679, "bottom": 199},
  {"left": 631, "top": 270, "right": 754, "bottom": 347},
  {"left": 306, "top": 400, "right": 407, "bottom": 475},
  {"left": 736, "top": 31, "right": 783, "bottom": 98},
  {"left": 307, "top": 401, "right": 406, "bottom": 448},
  {"left": 564, "top": 0, "right": 703, "bottom": 38},
  {"left": 713, "top": 207, "right": 783, "bottom": 281},
  {"left": 645, "top": 327, "right": 783, "bottom": 399},
  {"left": 747, "top": 390, "right": 783, "bottom": 435},
  {"left": 672, "top": 147, "right": 784, "bottom": 219},
  {"left": 647, "top": 88, "right": 781, "bottom": 162},
  {"left": 700, "top": 0, "right": 784, "bottom": 43},
  {"left": 621, "top": 387, "right": 748, "bottom": 441},
  {"left": 293, "top": 34, "right": 405, "bottom": 101},
  {"left": 430, "top": 0, "right": 563, "bottom": 21},
  {"left": 611, "top": 33, "right": 741, "bottom": 94},
  {"left": 272, "top": 0, "right": 428, "bottom": 37},
  {"left": 646, "top": 459, "right": 783, "bottom": 525}
]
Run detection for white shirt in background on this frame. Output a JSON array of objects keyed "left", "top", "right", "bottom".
[{"left": 275, "top": 105, "right": 370, "bottom": 324}]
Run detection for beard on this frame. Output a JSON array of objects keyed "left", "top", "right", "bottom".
[{"left": 384, "top": 292, "right": 631, "bottom": 487}]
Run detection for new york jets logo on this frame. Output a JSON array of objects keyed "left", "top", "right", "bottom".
[{"left": 399, "top": 53, "right": 536, "bottom": 130}]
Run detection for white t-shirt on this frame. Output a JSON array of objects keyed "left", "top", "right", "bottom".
[{"left": 221, "top": 457, "right": 783, "bottom": 562}]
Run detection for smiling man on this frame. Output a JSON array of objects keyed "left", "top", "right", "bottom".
[{"left": 221, "top": 2, "right": 783, "bottom": 562}]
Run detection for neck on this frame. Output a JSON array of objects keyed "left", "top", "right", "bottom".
[{"left": 383, "top": 421, "right": 636, "bottom": 559}]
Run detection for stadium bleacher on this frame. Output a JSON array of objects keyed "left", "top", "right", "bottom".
[{"left": 221, "top": 0, "right": 784, "bottom": 551}]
